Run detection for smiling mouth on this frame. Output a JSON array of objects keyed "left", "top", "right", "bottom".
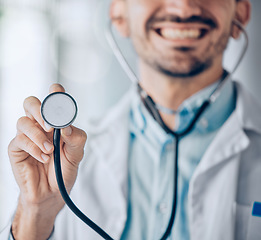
[{"left": 155, "top": 28, "right": 209, "bottom": 41}]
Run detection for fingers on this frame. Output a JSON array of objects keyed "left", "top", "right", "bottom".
[
  {"left": 15, "top": 116, "right": 54, "bottom": 163},
  {"left": 19, "top": 83, "right": 85, "bottom": 167},
  {"left": 61, "top": 126, "right": 87, "bottom": 166},
  {"left": 12, "top": 134, "right": 51, "bottom": 164},
  {"left": 23, "top": 96, "right": 52, "bottom": 132},
  {"left": 49, "top": 84, "right": 65, "bottom": 94},
  {"left": 23, "top": 84, "right": 66, "bottom": 132},
  {"left": 61, "top": 126, "right": 87, "bottom": 150}
]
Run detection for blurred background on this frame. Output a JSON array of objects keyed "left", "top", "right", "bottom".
[{"left": 0, "top": 0, "right": 260, "bottom": 231}]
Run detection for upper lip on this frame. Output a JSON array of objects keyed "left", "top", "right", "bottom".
[
  {"left": 147, "top": 15, "right": 217, "bottom": 32},
  {"left": 151, "top": 22, "right": 212, "bottom": 31}
]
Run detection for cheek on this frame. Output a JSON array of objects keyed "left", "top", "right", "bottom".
[
  {"left": 201, "top": 0, "right": 235, "bottom": 28},
  {"left": 213, "top": 3, "right": 235, "bottom": 29},
  {"left": 128, "top": 2, "right": 147, "bottom": 16},
  {"left": 127, "top": 1, "right": 159, "bottom": 34},
  {"left": 128, "top": 7, "right": 144, "bottom": 36},
  {"left": 204, "top": 5, "right": 234, "bottom": 47}
]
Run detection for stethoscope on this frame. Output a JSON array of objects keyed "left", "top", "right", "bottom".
[{"left": 41, "top": 19, "right": 248, "bottom": 240}]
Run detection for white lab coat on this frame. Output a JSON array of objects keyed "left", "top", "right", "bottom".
[{"left": 1, "top": 81, "right": 261, "bottom": 240}]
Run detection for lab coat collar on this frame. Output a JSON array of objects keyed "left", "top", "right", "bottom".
[
  {"left": 87, "top": 81, "right": 261, "bottom": 187},
  {"left": 83, "top": 81, "right": 261, "bottom": 239},
  {"left": 84, "top": 87, "right": 135, "bottom": 202},
  {"left": 188, "top": 81, "right": 261, "bottom": 240},
  {"left": 234, "top": 81, "right": 261, "bottom": 134},
  {"left": 191, "top": 81, "right": 261, "bottom": 179},
  {"left": 192, "top": 109, "right": 250, "bottom": 178}
]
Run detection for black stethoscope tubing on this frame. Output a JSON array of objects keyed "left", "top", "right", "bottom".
[
  {"left": 140, "top": 84, "right": 211, "bottom": 240},
  {"left": 53, "top": 129, "right": 115, "bottom": 240},
  {"left": 52, "top": 93, "right": 211, "bottom": 240},
  {"left": 49, "top": 20, "right": 248, "bottom": 240},
  {"left": 52, "top": 87, "right": 211, "bottom": 240}
]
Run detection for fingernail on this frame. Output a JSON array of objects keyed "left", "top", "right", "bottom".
[
  {"left": 44, "top": 122, "right": 52, "bottom": 131},
  {"left": 41, "top": 153, "right": 50, "bottom": 162},
  {"left": 62, "top": 126, "right": 72, "bottom": 136},
  {"left": 44, "top": 141, "right": 53, "bottom": 152}
]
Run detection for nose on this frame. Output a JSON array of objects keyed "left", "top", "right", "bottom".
[{"left": 164, "top": 0, "right": 202, "bottom": 19}]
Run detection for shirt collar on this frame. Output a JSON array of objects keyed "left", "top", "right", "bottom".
[
  {"left": 130, "top": 78, "right": 236, "bottom": 146},
  {"left": 130, "top": 93, "right": 172, "bottom": 148},
  {"left": 176, "top": 79, "right": 236, "bottom": 133}
]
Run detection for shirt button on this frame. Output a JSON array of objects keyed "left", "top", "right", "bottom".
[
  {"left": 159, "top": 202, "right": 168, "bottom": 214},
  {"left": 199, "top": 118, "right": 208, "bottom": 128}
]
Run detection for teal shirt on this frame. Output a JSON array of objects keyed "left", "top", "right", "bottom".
[{"left": 121, "top": 80, "right": 237, "bottom": 240}]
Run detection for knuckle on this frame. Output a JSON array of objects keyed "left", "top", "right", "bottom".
[
  {"left": 16, "top": 116, "right": 28, "bottom": 129},
  {"left": 32, "top": 129, "right": 45, "bottom": 141},
  {"left": 81, "top": 131, "right": 87, "bottom": 142},
  {"left": 24, "top": 139, "right": 38, "bottom": 154},
  {"left": 24, "top": 138, "right": 34, "bottom": 150},
  {"left": 8, "top": 138, "right": 16, "bottom": 156},
  {"left": 76, "top": 130, "right": 87, "bottom": 145},
  {"left": 15, "top": 134, "right": 24, "bottom": 144}
]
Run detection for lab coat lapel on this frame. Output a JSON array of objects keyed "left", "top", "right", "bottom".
[
  {"left": 191, "top": 82, "right": 257, "bottom": 178},
  {"left": 188, "top": 82, "right": 261, "bottom": 240},
  {"left": 188, "top": 110, "right": 249, "bottom": 240},
  {"left": 76, "top": 90, "right": 133, "bottom": 239},
  {"left": 192, "top": 110, "right": 249, "bottom": 178}
]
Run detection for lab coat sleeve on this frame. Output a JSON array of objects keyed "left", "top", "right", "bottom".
[
  {"left": 0, "top": 219, "right": 13, "bottom": 240},
  {"left": 7, "top": 228, "right": 55, "bottom": 240},
  {"left": 8, "top": 228, "right": 55, "bottom": 240}
]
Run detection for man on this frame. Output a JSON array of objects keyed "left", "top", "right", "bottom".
[{"left": 1, "top": 0, "right": 259, "bottom": 239}]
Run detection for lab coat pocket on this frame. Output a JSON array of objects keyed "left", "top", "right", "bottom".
[
  {"left": 233, "top": 202, "right": 251, "bottom": 240},
  {"left": 246, "top": 202, "right": 261, "bottom": 240}
]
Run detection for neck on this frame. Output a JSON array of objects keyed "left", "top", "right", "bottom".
[{"left": 139, "top": 60, "right": 224, "bottom": 129}]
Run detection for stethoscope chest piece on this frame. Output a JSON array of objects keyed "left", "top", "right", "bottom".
[{"left": 41, "top": 92, "right": 77, "bottom": 129}]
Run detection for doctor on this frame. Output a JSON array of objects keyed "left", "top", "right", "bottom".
[{"left": 1, "top": 0, "right": 260, "bottom": 239}]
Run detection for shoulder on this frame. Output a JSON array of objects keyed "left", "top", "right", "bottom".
[{"left": 234, "top": 81, "right": 261, "bottom": 135}]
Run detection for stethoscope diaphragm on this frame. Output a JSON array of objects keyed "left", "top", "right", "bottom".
[{"left": 41, "top": 92, "right": 77, "bottom": 129}]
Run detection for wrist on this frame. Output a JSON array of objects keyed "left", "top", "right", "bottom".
[{"left": 12, "top": 197, "right": 63, "bottom": 240}]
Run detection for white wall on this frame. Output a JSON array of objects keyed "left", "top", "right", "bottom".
[
  {"left": 225, "top": 0, "right": 261, "bottom": 99},
  {"left": 0, "top": 4, "right": 55, "bottom": 229},
  {"left": 0, "top": 0, "right": 260, "bottom": 232}
]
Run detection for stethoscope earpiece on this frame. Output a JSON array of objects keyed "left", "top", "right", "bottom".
[{"left": 41, "top": 92, "right": 78, "bottom": 129}]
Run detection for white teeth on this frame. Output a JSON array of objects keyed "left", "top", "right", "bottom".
[{"left": 160, "top": 28, "right": 201, "bottom": 40}]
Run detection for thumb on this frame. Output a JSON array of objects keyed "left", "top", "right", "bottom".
[
  {"left": 49, "top": 83, "right": 65, "bottom": 94},
  {"left": 61, "top": 126, "right": 87, "bottom": 165}
]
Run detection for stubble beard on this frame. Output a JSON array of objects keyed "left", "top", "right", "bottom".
[{"left": 133, "top": 30, "right": 231, "bottom": 79}]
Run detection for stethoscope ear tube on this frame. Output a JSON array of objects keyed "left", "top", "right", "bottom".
[
  {"left": 210, "top": 20, "right": 249, "bottom": 103},
  {"left": 106, "top": 19, "right": 248, "bottom": 239},
  {"left": 50, "top": 20, "right": 249, "bottom": 240},
  {"left": 53, "top": 129, "right": 115, "bottom": 240}
]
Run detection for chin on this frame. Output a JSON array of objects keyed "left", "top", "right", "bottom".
[{"left": 155, "top": 60, "right": 212, "bottom": 78}]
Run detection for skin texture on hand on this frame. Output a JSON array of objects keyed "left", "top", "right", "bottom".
[{"left": 9, "top": 84, "right": 87, "bottom": 240}]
